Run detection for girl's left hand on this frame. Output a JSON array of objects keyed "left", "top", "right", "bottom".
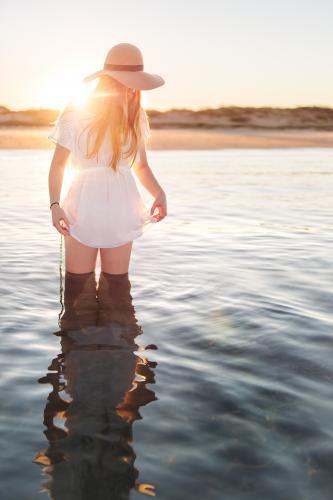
[{"left": 150, "top": 190, "right": 167, "bottom": 222}]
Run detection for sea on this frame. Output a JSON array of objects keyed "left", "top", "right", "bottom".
[{"left": 0, "top": 148, "right": 332, "bottom": 500}]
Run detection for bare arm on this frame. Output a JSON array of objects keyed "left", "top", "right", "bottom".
[
  {"left": 48, "top": 144, "right": 71, "bottom": 235},
  {"left": 133, "top": 143, "right": 167, "bottom": 221}
]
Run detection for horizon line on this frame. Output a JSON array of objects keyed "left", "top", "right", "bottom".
[{"left": 1, "top": 103, "right": 333, "bottom": 113}]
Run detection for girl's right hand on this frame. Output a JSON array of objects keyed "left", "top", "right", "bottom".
[
  {"left": 150, "top": 190, "right": 167, "bottom": 222},
  {"left": 51, "top": 205, "right": 71, "bottom": 236}
]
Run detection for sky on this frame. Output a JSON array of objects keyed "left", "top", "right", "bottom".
[{"left": 1, "top": 0, "right": 333, "bottom": 111}]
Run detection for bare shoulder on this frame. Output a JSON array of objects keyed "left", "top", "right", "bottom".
[{"left": 59, "top": 101, "right": 78, "bottom": 122}]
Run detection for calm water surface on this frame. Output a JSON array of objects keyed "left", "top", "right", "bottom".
[{"left": 0, "top": 148, "right": 332, "bottom": 500}]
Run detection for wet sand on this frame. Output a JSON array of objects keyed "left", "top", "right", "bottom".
[{"left": 0, "top": 126, "right": 333, "bottom": 149}]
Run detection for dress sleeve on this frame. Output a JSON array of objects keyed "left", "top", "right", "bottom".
[
  {"left": 139, "top": 107, "right": 151, "bottom": 145},
  {"left": 133, "top": 108, "right": 151, "bottom": 165},
  {"left": 48, "top": 111, "right": 73, "bottom": 151}
]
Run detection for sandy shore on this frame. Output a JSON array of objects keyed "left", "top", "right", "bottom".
[{"left": 0, "top": 126, "right": 333, "bottom": 149}]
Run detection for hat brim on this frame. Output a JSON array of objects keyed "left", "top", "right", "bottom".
[{"left": 83, "top": 69, "right": 165, "bottom": 90}]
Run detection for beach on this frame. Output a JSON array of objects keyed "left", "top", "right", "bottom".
[
  {"left": 2, "top": 0, "right": 333, "bottom": 496},
  {"left": 1, "top": 125, "right": 333, "bottom": 149}
]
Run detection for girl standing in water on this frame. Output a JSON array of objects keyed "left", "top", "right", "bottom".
[{"left": 48, "top": 43, "right": 167, "bottom": 300}]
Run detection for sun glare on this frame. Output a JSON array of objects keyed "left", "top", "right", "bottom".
[
  {"left": 41, "top": 71, "right": 97, "bottom": 110},
  {"left": 42, "top": 70, "right": 149, "bottom": 111}
]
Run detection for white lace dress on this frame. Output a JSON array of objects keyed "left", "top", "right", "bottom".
[{"left": 48, "top": 106, "right": 157, "bottom": 248}]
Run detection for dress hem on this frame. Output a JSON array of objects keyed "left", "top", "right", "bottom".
[{"left": 67, "top": 227, "right": 145, "bottom": 248}]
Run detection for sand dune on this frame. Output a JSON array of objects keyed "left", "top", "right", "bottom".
[
  {"left": 1, "top": 104, "right": 333, "bottom": 149},
  {"left": 1, "top": 104, "right": 333, "bottom": 129}
]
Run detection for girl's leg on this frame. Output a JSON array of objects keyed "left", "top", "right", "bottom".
[
  {"left": 98, "top": 241, "right": 135, "bottom": 328},
  {"left": 64, "top": 234, "right": 98, "bottom": 273},
  {"left": 99, "top": 241, "right": 133, "bottom": 274},
  {"left": 61, "top": 268, "right": 99, "bottom": 329}
]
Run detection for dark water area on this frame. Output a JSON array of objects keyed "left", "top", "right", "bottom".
[{"left": 0, "top": 149, "right": 332, "bottom": 499}]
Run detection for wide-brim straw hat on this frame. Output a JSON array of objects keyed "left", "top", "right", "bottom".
[{"left": 83, "top": 43, "right": 165, "bottom": 90}]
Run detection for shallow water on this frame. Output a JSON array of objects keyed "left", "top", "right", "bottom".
[{"left": 0, "top": 148, "right": 333, "bottom": 500}]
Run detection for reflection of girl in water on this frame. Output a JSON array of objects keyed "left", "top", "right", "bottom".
[{"left": 33, "top": 268, "right": 157, "bottom": 498}]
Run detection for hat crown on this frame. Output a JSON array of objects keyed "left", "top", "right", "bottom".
[{"left": 105, "top": 43, "right": 144, "bottom": 66}]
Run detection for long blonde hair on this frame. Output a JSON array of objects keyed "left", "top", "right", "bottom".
[{"left": 78, "top": 76, "right": 148, "bottom": 171}]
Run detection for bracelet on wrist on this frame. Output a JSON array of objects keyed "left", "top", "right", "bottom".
[{"left": 50, "top": 201, "right": 60, "bottom": 210}]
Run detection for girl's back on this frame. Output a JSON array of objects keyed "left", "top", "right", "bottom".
[
  {"left": 49, "top": 105, "right": 150, "bottom": 172},
  {"left": 48, "top": 43, "right": 166, "bottom": 254},
  {"left": 48, "top": 103, "right": 156, "bottom": 248}
]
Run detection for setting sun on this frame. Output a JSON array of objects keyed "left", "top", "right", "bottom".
[
  {"left": 40, "top": 71, "right": 98, "bottom": 110},
  {"left": 39, "top": 70, "right": 149, "bottom": 111}
]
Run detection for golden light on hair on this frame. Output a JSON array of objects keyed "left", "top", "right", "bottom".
[{"left": 75, "top": 76, "right": 146, "bottom": 172}]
